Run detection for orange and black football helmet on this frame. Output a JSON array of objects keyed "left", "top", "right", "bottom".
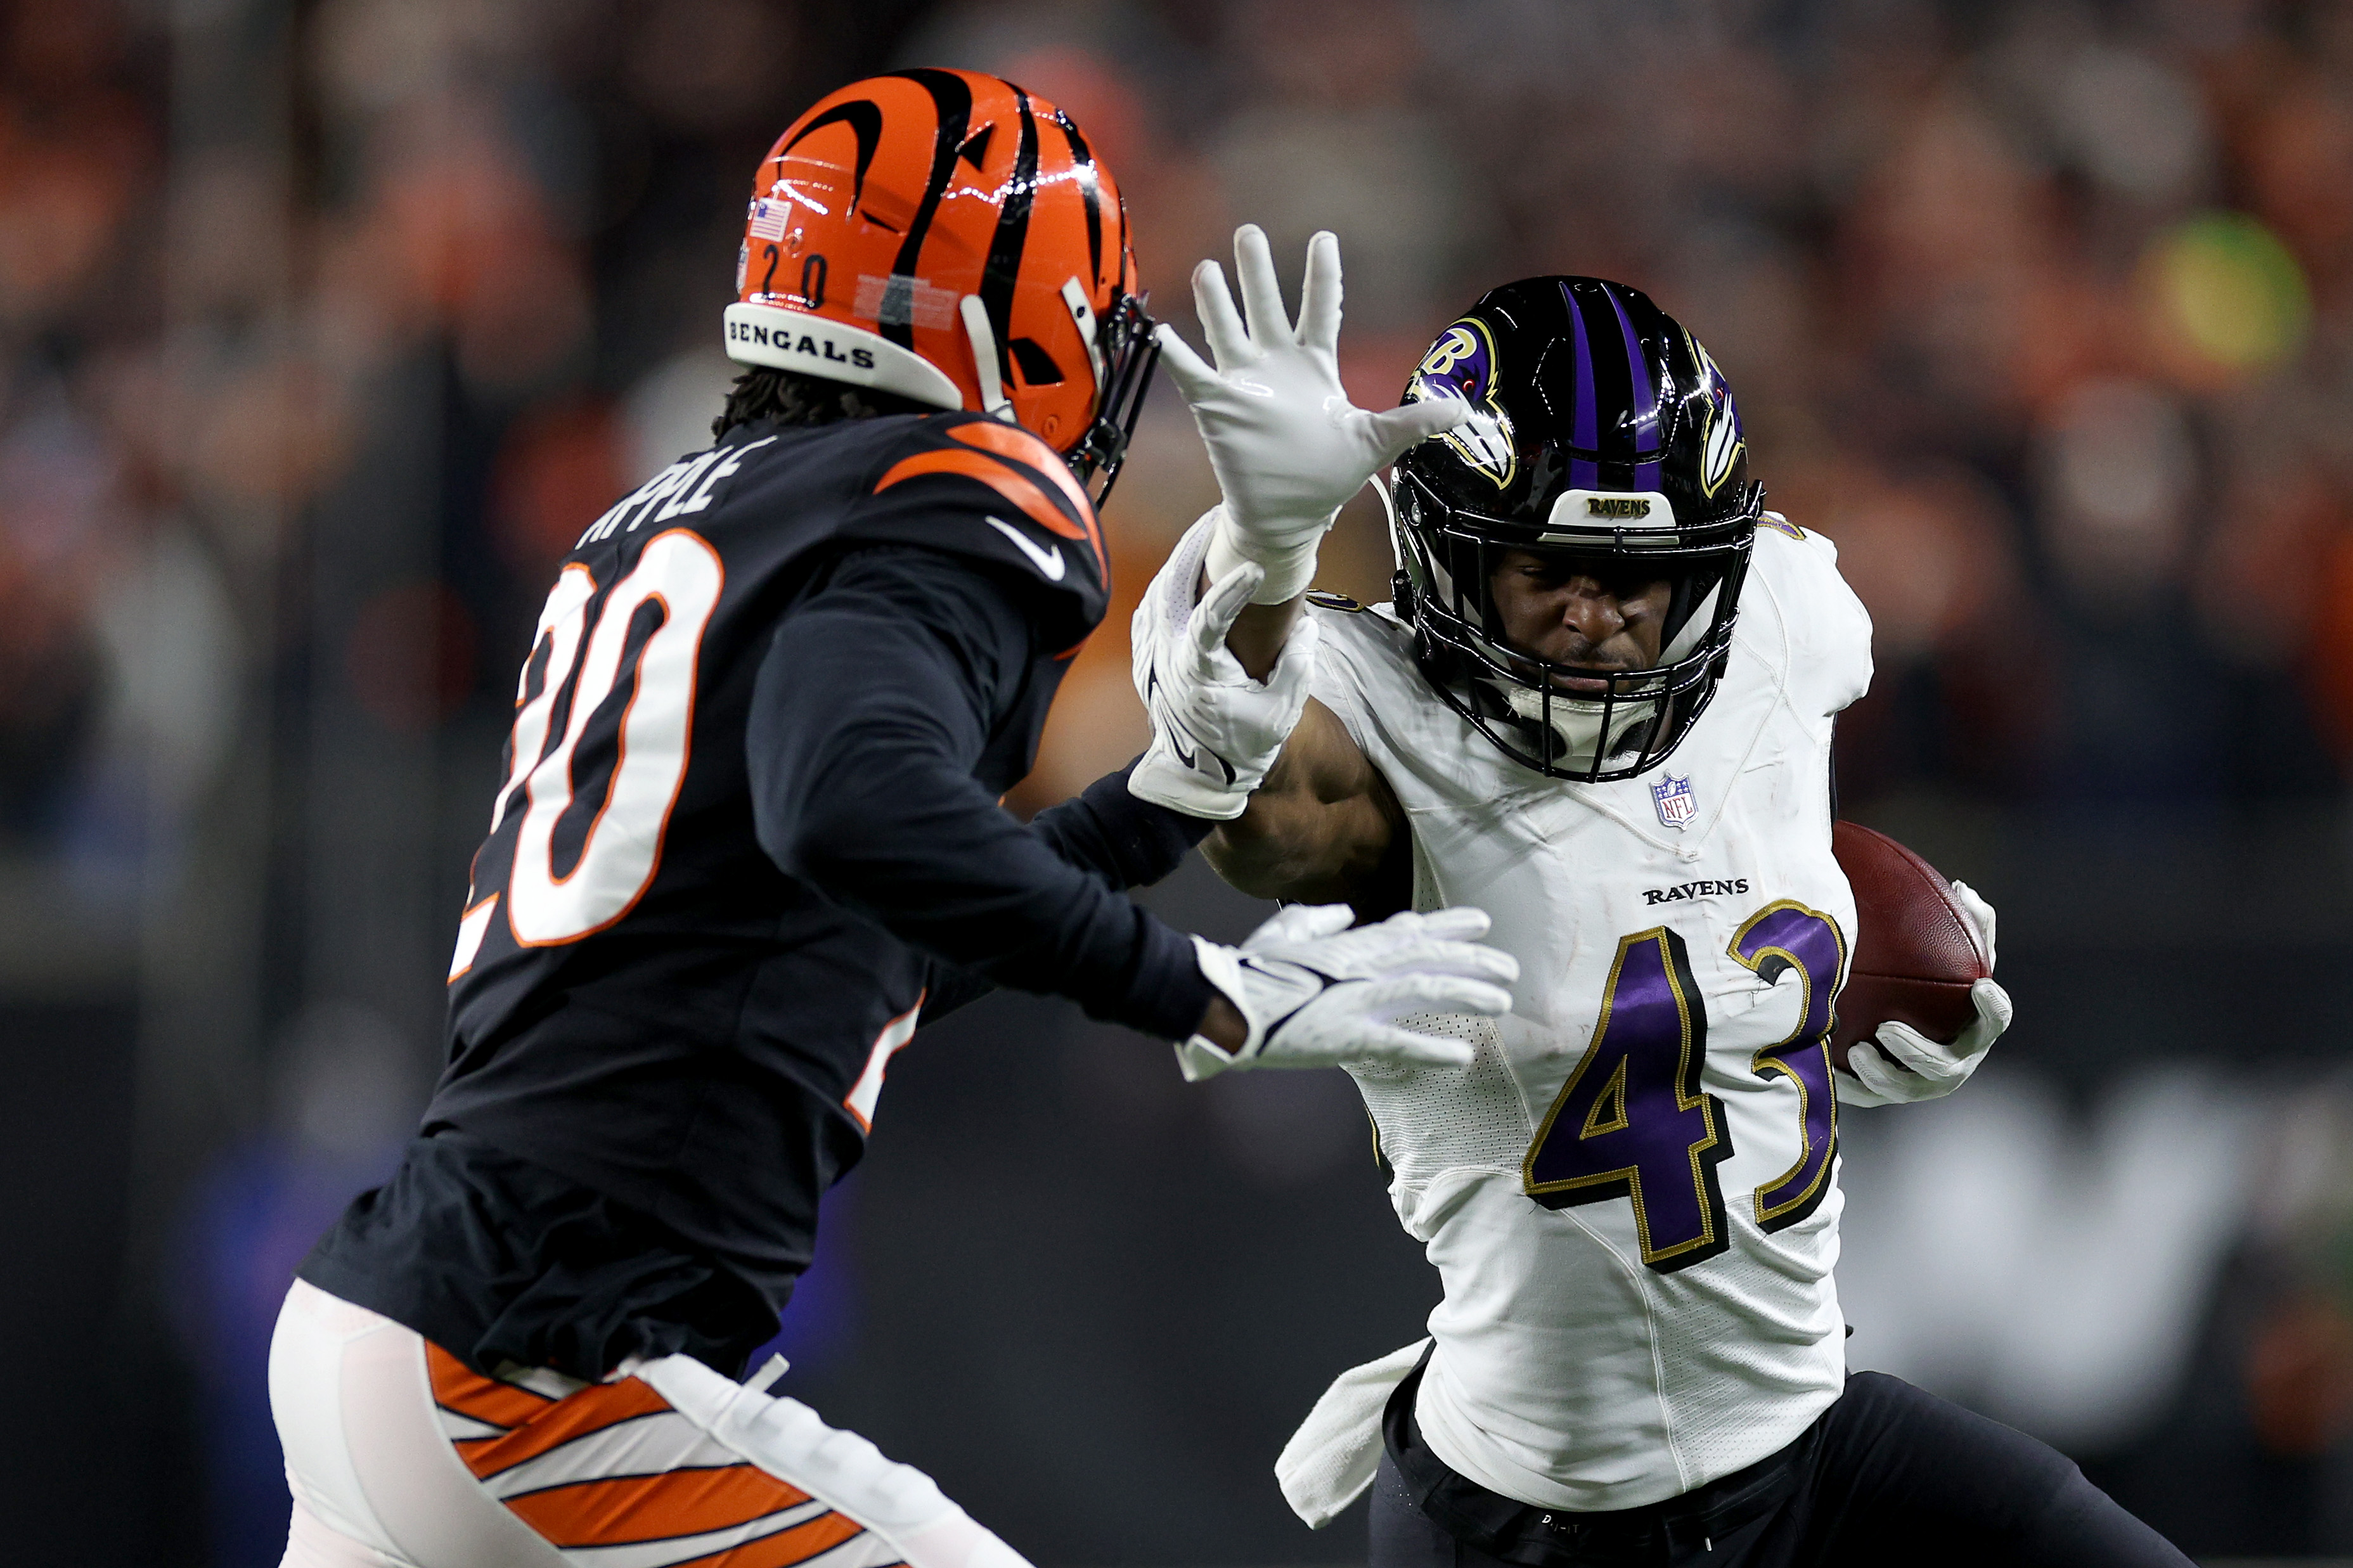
[{"left": 725, "top": 68, "right": 1157, "bottom": 503}]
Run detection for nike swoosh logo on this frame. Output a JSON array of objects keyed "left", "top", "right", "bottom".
[
  {"left": 1144, "top": 670, "right": 1197, "bottom": 768},
  {"left": 1244, "top": 957, "right": 1349, "bottom": 1044},
  {"left": 1183, "top": 721, "right": 1237, "bottom": 784},
  {"left": 1143, "top": 670, "right": 1237, "bottom": 783},
  {"left": 984, "top": 516, "right": 1064, "bottom": 581}
]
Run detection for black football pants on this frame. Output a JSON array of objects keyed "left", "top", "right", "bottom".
[{"left": 1369, "top": 1370, "right": 2193, "bottom": 1568}]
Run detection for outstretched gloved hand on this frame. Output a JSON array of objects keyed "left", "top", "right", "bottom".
[
  {"left": 1175, "top": 904, "right": 1519, "bottom": 1082},
  {"left": 1838, "top": 880, "right": 2013, "bottom": 1107},
  {"left": 1156, "top": 226, "right": 1467, "bottom": 604}
]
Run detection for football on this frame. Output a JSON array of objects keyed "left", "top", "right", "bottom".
[{"left": 1829, "top": 821, "right": 1990, "bottom": 1071}]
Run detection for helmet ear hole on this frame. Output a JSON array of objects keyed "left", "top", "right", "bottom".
[{"left": 1008, "top": 338, "right": 1064, "bottom": 386}]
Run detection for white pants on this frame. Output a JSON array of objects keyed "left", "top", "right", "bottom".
[{"left": 269, "top": 1278, "right": 1032, "bottom": 1568}]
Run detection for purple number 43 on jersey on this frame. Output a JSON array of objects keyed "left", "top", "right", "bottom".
[{"left": 1522, "top": 901, "right": 1846, "bottom": 1273}]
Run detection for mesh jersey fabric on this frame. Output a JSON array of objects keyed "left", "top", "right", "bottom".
[
  {"left": 1351, "top": 1013, "right": 1528, "bottom": 1184},
  {"left": 1310, "top": 519, "right": 1875, "bottom": 1510}
]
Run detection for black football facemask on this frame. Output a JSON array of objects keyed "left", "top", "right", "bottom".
[
  {"left": 1393, "top": 475, "right": 1758, "bottom": 781},
  {"left": 1389, "top": 277, "right": 1762, "bottom": 783},
  {"left": 1066, "top": 291, "right": 1160, "bottom": 508}
]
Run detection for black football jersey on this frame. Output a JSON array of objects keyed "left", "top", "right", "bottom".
[{"left": 424, "top": 409, "right": 1108, "bottom": 1306}]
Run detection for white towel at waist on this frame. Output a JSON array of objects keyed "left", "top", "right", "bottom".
[{"left": 1273, "top": 1338, "right": 1430, "bottom": 1528}]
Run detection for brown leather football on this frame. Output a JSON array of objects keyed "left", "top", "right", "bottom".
[{"left": 1829, "top": 821, "right": 1990, "bottom": 1071}]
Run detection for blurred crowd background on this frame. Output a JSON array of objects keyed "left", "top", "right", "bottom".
[{"left": 8, "top": 0, "right": 2353, "bottom": 1562}]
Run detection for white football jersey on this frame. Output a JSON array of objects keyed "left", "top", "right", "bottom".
[{"left": 1309, "top": 520, "right": 1873, "bottom": 1512}]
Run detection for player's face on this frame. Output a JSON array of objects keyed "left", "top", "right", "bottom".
[{"left": 1488, "top": 548, "right": 1672, "bottom": 690}]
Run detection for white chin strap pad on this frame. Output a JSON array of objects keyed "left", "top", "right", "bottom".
[
  {"left": 1494, "top": 578, "right": 1723, "bottom": 767},
  {"left": 1502, "top": 681, "right": 1656, "bottom": 767}
]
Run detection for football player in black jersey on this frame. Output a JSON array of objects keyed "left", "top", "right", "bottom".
[{"left": 267, "top": 70, "right": 1509, "bottom": 1568}]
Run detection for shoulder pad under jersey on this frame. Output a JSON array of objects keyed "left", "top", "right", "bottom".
[
  {"left": 1747, "top": 515, "right": 1873, "bottom": 719},
  {"left": 840, "top": 413, "right": 1110, "bottom": 650}
]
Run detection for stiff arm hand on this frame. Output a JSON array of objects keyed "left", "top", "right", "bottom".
[
  {"left": 1156, "top": 226, "right": 1466, "bottom": 605},
  {"left": 1175, "top": 904, "right": 1519, "bottom": 1081},
  {"left": 1837, "top": 880, "right": 2013, "bottom": 1107}
]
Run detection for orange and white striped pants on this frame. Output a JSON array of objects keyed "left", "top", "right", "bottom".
[{"left": 269, "top": 1278, "right": 1031, "bottom": 1568}]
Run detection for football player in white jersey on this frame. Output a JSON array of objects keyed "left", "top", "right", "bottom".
[{"left": 1128, "top": 229, "right": 2193, "bottom": 1567}]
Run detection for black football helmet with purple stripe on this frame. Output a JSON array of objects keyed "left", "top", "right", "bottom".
[{"left": 1388, "top": 276, "right": 1764, "bottom": 783}]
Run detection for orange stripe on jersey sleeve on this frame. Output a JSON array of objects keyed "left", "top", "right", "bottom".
[
  {"left": 874, "top": 448, "right": 1089, "bottom": 548},
  {"left": 426, "top": 1343, "right": 554, "bottom": 1430},
  {"left": 454, "top": 1377, "right": 676, "bottom": 1479},
  {"left": 688, "top": 1508, "right": 867, "bottom": 1567},
  {"left": 946, "top": 422, "right": 1106, "bottom": 573},
  {"left": 505, "top": 1463, "right": 811, "bottom": 1548}
]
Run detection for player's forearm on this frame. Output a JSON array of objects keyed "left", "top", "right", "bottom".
[
  {"left": 917, "top": 760, "right": 1215, "bottom": 1030},
  {"left": 782, "top": 717, "right": 1214, "bottom": 1036},
  {"left": 1197, "top": 730, "right": 1387, "bottom": 904},
  {"left": 1215, "top": 585, "right": 1306, "bottom": 683},
  {"left": 1198, "top": 695, "right": 1398, "bottom": 904},
  {"left": 1028, "top": 759, "right": 1215, "bottom": 892},
  {"left": 1202, "top": 793, "right": 1341, "bottom": 901},
  {"left": 750, "top": 554, "right": 1216, "bottom": 1040},
  {"left": 1202, "top": 790, "right": 1395, "bottom": 907}
]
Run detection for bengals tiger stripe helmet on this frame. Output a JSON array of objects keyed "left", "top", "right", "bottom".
[
  {"left": 1389, "top": 277, "right": 1765, "bottom": 782},
  {"left": 725, "top": 68, "right": 1157, "bottom": 503}
]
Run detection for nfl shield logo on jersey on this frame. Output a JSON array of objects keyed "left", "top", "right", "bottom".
[{"left": 1650, "top": 774, "right": 1697, "bottom": 830}]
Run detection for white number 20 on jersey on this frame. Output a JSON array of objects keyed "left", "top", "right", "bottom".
[{"left": 451, "top": 529, "right": 723, "bottom": 977}]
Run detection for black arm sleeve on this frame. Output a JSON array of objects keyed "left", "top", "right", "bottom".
[
  {"left": 747, "top": 548, "right": 1216, "bottom": 1041},
  {"left": 1031, "top": 758, "right": 1216, "bottom": 893},
  {"left": 924, "top": 758, "right": 1216, "bottom": 1024}
]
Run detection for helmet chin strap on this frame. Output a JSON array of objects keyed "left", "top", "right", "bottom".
[
  {"left": 1492, "top": 581, "right": 1722, "bottom": 771},
  {"left": 958, "top": 295, "right": 1015, "bottom": 420},
  {"left": 1657, "top": 580, "right": 1723, "bottom": 667}
]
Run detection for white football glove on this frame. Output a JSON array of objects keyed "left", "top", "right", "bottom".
[
  {"left": 1128, "top": 513, "right": 1318, "bottom": 819},
  {"left": 1156, "top": 226, "right": 1467, "bottom": 604},
  {"left": 1175, "top": 904, "right": 1518, "bottom": 1082},
  {"left": 1837, "top": 880, "right": 2012, "bottom": 1107}
]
